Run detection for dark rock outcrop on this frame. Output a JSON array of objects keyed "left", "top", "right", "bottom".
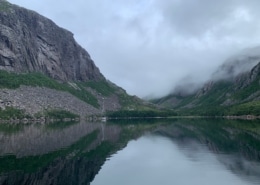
[{"left": 0, "top": 0, "right": 104, "bottom": 82}]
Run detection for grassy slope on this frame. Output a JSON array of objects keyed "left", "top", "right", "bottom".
[
  {"left": 157, "top": 77, "right": 260, "bottom": 116},
  {"left": 0, "top": 70, "right": 139, "bottom": 108},
  {"left": 0, "top": 70, "right": 156, "bottom": 118},
  {"left": 0, "top": 70, "right": 100, "bottom": 108}
]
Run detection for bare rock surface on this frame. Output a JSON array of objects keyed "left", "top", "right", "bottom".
[
  {"left": 0, "top": 86, "right": 100, "bottom": 117},
  {"left": 0, "top": 85, "right": 123, "bottom": 117},
  {"left": 0, "top": 0, "right": 104, "bottom": 82}
]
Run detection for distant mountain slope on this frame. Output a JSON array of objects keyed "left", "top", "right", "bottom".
[{"left": 152, "top": 52, "right": 260, "bottom": 116}]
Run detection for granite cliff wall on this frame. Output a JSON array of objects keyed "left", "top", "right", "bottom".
[{"left": 0, "top": 0, "right": 104, "bottom": 82}]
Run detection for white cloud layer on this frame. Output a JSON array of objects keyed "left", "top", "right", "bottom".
[{"left": 8, "top": 0, "right": 260, "bottom": 98}]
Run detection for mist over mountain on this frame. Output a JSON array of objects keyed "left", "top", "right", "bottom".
[
  {"left": 164, "top": 46, "right": 260, "bottom": 96},
  {"left": 152, "top": 47, "right": 260, "bottom": 116},
  {"left": 212, "top": 46, "right": 260, "bottom": 81}
]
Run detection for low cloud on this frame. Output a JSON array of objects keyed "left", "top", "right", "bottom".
[{"left": 8, "top": 0, "right": 260, "bottom": 98}]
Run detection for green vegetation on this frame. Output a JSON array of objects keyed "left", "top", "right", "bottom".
[
  {"left": 0, "top": 70, "right": 99, "bottom": 108},
  {"left": 2, "top": 65, "right": 258, "bottom": 117},
  {"left": 173, "top": 95, "right": 196, "bottom": 109},
  {"left": 118, "top": 93, "right": 138, "bottom": 107},
  {"left": 0, "top": 70, "right": 160, "bottom": 117},
  {"left": 84, "top": 80, "right": 149, "bottom": 110},
  {"left": 152, "top": 64, "right": 260, "bottom": 116},
  {"left": 177, "top": 100, "right": 260, "bottom": 116},
  {"left": 107, "top": 110, "right": 177, "bottom": 118},
  {"left": 44, "top": 109, "right": 79, "bottom": 119},
  {"left": 74, "top": 83, "right": 99, "bottom": 108},
  {"left": 196, "top": 81, "right": 232, "bottom": 106},
  {"left": 172, "top": 79, "right": 260, "bottom": 116},
  {"left": 226, "top": 101, "right": 260, "bottom": 116},
  {"left": 0, "top": 70, "right": 154, "bottom": 112},
  {"left": 178, "top": 81, "right": 231, "bottom": 108},
  {"left": 0, "top": 107, "right": 29, "bottom": 119},
  {"left": 84, "top": 80, "right": 116, "bottom": 96},
  {"left": 233, "top": 76, "right": 260, "bottom": 100}
]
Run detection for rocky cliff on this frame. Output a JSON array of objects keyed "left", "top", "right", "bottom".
[
  {"left": 0, "top": 0, "right": 151, "bottom": 118},
  {"left": 0, "top": 0, "right": 103, "bottom": 82}
]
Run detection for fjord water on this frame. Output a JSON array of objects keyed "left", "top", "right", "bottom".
[
  {"left": 0, "top": 119, "right": 260, "bottom": 185},
  {"left": 92, "top": 133, "right": 260, "bottom": 185}
]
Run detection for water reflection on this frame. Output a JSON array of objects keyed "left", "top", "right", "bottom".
[
  {"left": 91, "top": 135, "right": 258, "bottom": 185},
  {"left": 91, "top": 119, "right": 260, "bottom": 185},
  {"left": 0, "top": 120, "right": 123, "bottom": 185},
  {"left": 0, "top": 119, "right": 259, "bottom": 185}
]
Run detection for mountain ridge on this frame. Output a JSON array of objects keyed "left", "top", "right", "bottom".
[{"left": 152, "top": 56, "right": 260, "bottom": 116}]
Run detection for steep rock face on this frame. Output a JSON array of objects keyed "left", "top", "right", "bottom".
[{"left": 0, "top": 0, "right": 104, "bottom": 82}]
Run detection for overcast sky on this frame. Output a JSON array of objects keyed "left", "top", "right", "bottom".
[{"left": 8, "top": 0, "right": 260, "bottom": 98}]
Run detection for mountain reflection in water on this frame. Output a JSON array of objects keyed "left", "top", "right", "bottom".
[{"left": 0, "top": 119, "right": 259, "bottom": 185}]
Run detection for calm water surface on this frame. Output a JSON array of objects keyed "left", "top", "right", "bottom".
[
  {"left": 0, "top": 119, "right": 259, "bottom": 185},
  {"left": 92, "top": 133, "right": 260, "bottom": 185}
]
